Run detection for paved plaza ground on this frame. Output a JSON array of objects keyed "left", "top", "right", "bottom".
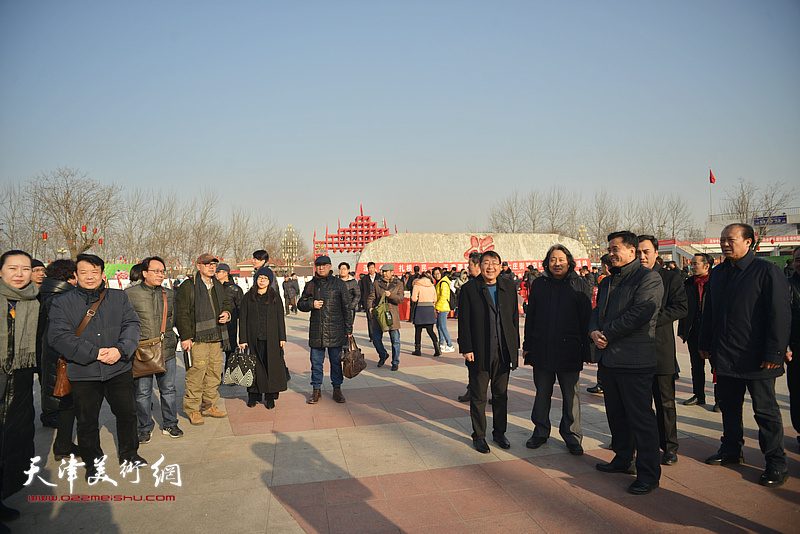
[{"left": 7, "top": 312, "right": 800, "bottom": 533}]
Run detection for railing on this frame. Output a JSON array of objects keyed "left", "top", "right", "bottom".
[{"left": 709, "top": 207, "right": 800, "bottom": 222}]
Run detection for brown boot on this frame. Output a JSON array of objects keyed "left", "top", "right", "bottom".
[
  {"left": 189, "top": 411, "right": 204, "bottom": 426},
  {"left": 203, "top": 405, "right": 227, "bottom": 418},
  {"left": 307, "top": 389, "right": 321, "bottom": 404},
  {"left": 332, "top": 387, "right": 346, "bottom": 403}
]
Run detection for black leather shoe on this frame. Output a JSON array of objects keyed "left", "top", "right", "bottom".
[
  {"left": 682, "top": 395, "right": 705, "bottom": 406},
  {"left": 567, "top": 444, "right": 584, "bottom": 456},
  {"left": 596, "top": 461, "right": 636, "bottom": 475},
  {"left": 119, "top": 454, "right": 148, "bottom": 467},
  {"left": 587, "top": 385, "right": 603, "bottom": 394},
  {"left": 391, "top": 364, "right": 399, "bottom": 371},
  {"left": 661, "top": 452, "right": 678, "bottom": 466},
  {"left": 526, "top": 436, "right": 547, "bottom": 449},
  {"left": 247, "top": 398, "right": 258, "bottom": 408},
  {"left": 492, "top": 434, "right": 511, "bottom": 449},
  {"left": 705, "top": 452, "right": 743, "bottom": 466},
  {"left": 628, "top": 480, "right": 658, "bottom": 495},
  {"left": 377, "top": 357, "right": 387, "bottom": 368},
  {"left": 758, "top": 469, "right": 789, "bottom": 488},
  {"left": 473, "top": 438, "right": 490, "bottom": 454},
  {"left": 457, "top": 392, "right": 470, "bottom": 403}
]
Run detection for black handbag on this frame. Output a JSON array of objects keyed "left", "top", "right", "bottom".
[{"left": 223, "top": 347, "right": 257, "bottom": 387}]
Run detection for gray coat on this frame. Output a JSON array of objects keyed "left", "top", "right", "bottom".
[
  {"left": 589, "top": 260, "right": 664, "bottom": 371},
  {"left": 125, "top": 282, "right": 178, "bottom": 361}
]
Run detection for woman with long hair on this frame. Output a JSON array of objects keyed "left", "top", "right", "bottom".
[
  {"left": 411, "top": 272, "right": 440, "bottom": 357},
  {"left": 0, "top": 250, "right": 39, "bottom": 528},
  {"left": 239, "top": 267, "right": 287, "bottom": 409}
]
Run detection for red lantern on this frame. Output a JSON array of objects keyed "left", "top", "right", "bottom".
[
  {"left": 98, "top": 238, "right": 103, "bottom": 245},
  {"left": 93, "top": 228, "right": 97, "bottom": 234},
  {"left": 81, "top": 225, "right": 87, "bottom": 233},
  {"left": 42, "top": 232, "right": 48, "bottom": 241}
]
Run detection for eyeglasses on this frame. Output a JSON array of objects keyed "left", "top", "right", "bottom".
[
  {"left": 146, "top": 270, "right": 166, "bottom": 274},
  {"left": 481, "top": 261, "right": 501, "bottom": 267}
]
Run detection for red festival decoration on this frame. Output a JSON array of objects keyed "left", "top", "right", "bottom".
[
  {"left": 463, "top": 235, "right": 495, "bottom": 259},
  {"left": 313, "top": 205, "right": 392, "bottom": 258},
  {"left": 93, "top": 228, "right": 97, "bottom": 234},
  {"left": 98, "top": 238, "right": 103, "bottom": 245},
  {"left": 42, "top": 232, "right": 48, "bottom": 241},
  {"left": 81, "top": 225, "right": 87, "bottom": 233}
]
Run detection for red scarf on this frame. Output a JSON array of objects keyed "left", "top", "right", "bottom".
[{"left": 694, "top": 273, "right": 710, "bottom": 302}]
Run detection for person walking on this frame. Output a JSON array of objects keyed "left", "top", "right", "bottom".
[
  {"left": 433, "top": 267, "right": 455, "bottom": 353},
  {"left": 239, "top": 268, "right": 287, "bottom": 409},
  {"left": 411, "top": 272, "right": 440, "bottom": 357},
  {"left": 366, "top": 264, "right": 405, "bottom": 370}
]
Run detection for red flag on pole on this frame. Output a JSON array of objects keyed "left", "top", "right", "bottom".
[{"left": 709, "top": 170, "right": 716, "bottom": 184}]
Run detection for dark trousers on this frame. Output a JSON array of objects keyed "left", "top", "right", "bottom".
[
  {"left": 652, "top": 373, "right": 678, "bottom": 454},
  {"left": 414, "top": 324, "right": 438, "bottom": 348},
  {"left": 687, "top": 333, "right": 708, "bottom": 400},
  {"left": 599, "top": 364, "right": 661, "bottom": 485},
  {"left": 531, "top": 368, "right": 581, "bottom": 446},
  {"left": 71, "top": 370, "right": 138, "bottom": 465},
  {"left": 53, "top": 405, "right": 76, "bottom": 455},
  {"left": 788, "top": 343, "right": 800, "bottom": 435},
  {"left": 468, "top": 352, "right": 509, "bottom": 440},
  {"left": 716, "top": 375, "right": 787, "bottom": 471}
]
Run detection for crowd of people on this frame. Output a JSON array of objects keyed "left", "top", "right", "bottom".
[{"left": 1, "top": 222, "right": 798, "bottom": 530}]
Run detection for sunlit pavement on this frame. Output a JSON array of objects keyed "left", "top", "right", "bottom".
[{"left": 10, "top": 313, "right": 799, "bottom": 533}]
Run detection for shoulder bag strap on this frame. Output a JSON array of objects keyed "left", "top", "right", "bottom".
[
  {"left": 160, "top": 289, "right": 168, "bottom": 336},
  {"left": 75, "top": 289, "right": 108, "bottom": 337}
]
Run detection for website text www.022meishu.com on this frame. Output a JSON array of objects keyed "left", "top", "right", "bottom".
[{"left": 28, "top": 494, "right": 176, "bottom": 502}]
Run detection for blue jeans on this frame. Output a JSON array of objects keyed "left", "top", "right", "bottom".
[
  {"left": 310, "top": 347, "right": 344, "bottom": 389},
  {"left": 371, "top": 327, "right": 401, "bottom": 366},
  {"left": 134, "top": 357, "right": 178, "bottom": 432},
  {"left": 437, "top": 311, "right": 452, "bottom": 347}
]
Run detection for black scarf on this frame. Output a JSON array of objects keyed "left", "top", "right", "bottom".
[{"left": 193, "top": 272, "right": 230, "bottom": 350}]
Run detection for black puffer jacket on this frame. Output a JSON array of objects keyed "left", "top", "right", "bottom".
[
  {"left": 37, "top": 277, "right": 76, "bottom": 413},
  {"left": 297, "top": 273, "right": 353, "bottom": 348},
  {"left": 789, "top": 272, "right": 800, "bottom": 347},
  {"left": 523, "top": 271, "right": 593, "bottom": 372},
  {"left": 589, "top": 260, "right": 664, "bottom": 370}
]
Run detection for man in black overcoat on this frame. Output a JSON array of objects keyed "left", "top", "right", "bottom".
[{"left": 458, "top": 251, "right": 519, "bottom": 454}]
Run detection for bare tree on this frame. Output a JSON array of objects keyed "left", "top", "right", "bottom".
[
  {"left": 487, "top": 189, "right": 526, "bottom": 233},
  {"left": 522, "top": 189, "right": 542, "bottom": 233},
  {"left": 587, "top": 188, "right": 620, "bottom": 246},
  {"left": 723, "top": 178, "right": 797, "bottom": 245},
  {"left": 28, "top": 168, "right": 123, "bottom": 259}
]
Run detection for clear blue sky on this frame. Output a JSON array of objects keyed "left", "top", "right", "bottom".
[{"left": 2, "top": 1, "right": 798, "bottom": 243}]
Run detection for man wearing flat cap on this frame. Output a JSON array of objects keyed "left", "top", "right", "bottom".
[
  {"left": 175, "top": 253, "right": 232, "bottom": 426},
  {"left": 365, "top": 264, "right": 405, "bottom": 371},
  {"left": 297, "top": 255, "right": 354, "bottom": 404}
]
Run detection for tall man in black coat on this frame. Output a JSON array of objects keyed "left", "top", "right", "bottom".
[
  {"left": 590, "top": 231, "right": 664, "bottom": 495},
  {"left": 458, "top": 251, "right": 520, "bottom": 454},
  {"left": 523, "top": 245, "right": 592, "bottom": 456},
  {"left": 637, "top": 236, "right": 688, "bottom": 466},
  {"left": 699, "top": 224, "right": 791, "bottom": 487}
]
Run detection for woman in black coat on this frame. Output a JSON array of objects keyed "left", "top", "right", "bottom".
[
  {"left": 0, "top": 250, "right": 39, "bottom": 527},
  {"left": 239, "top": 269, "right": 287, "bottom": 409}
]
